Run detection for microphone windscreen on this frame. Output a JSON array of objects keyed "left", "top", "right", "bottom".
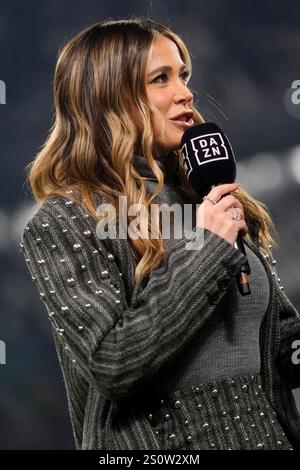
[{"left": 180, "top": 122, "right": 237, "bottom": 197}]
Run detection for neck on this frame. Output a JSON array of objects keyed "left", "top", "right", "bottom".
[
  {"left": 132, "top": 151, "right": 179, "bottom": 183},
  {"left": 151, "top": 146, "right": 169, "bottom": 161}
]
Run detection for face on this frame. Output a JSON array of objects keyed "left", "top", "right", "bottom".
[{"left": 145, "top": 35, "right": 194, "bottom": 156}]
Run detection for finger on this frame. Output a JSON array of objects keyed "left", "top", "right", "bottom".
[
  {"left": 212, "top": 183, "right": 240, "bottom": 195},
  {"left": 216, "top": 195, "right": 243, "bottom": 211},
  {"left": 207, "top": 182, "right": 239, "bottom": 195},
  {"left": 207, "top": 183, "right": 239, "bottom": 201}
]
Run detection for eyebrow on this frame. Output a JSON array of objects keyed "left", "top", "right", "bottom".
[{"left": 147, "top": 64, "right": 190, "bottom": 77}]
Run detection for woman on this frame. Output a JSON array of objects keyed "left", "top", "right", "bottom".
[{"left": 20, "top": 18, "right": 300, "bottom": 450}]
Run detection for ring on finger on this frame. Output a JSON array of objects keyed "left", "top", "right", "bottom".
[
  {"left": 203, "top": 195, "right": 219, "bottom": 205},
  {"left": 228, "top": 207, "right": 241, "bottom": 221}
]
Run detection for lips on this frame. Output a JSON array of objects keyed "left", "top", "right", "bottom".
[
  {"left": 169, "top": 111, "right": 194, "bottom": 121},
  {"left": 169, "top": 111, "right": 194, "bottom": 129}
]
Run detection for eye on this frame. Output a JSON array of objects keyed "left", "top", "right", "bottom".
[
  {"left": 152, "top": 73, "right": 168, "bottom": 83},
  {"left": 180, "top": 71, "right": 191, "bottom": 82},
  {"left": 151, "top": 70, "right": 191, "bottom": 84}
]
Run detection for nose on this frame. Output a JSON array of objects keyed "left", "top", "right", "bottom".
[{"left": 173, "top": 80, "right": 193, "bottom": 106}]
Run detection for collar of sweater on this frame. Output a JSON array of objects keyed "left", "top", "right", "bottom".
[{"left": 132, "top": 153, "right": 179, "bottom": 183}]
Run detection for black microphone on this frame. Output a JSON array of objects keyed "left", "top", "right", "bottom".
[{"left": 180, "top": 122, "right": 251, "bottom": 296}]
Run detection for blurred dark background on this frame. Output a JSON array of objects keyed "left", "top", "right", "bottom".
[{"left": 0, "top": 0, "right": 300, "bottom": 449}]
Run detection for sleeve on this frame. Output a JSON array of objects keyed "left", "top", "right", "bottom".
[
  {"left": 265, "top": 248, "right": 300, "bottom": 389},
  {"left": 277, "top": 290, "right": 300, "bottom": 390},
  {"left": 21, "top": 199, "right": 248, "bottom": 401}
]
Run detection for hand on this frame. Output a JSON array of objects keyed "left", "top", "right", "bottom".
[{"left": 196, "top": 183, "right": 248, "bottom": 246}]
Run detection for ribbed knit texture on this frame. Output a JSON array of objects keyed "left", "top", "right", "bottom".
[
  {"left": 131, "top": 154, "right": 272, "bottom": 389},
  {"left": 149, "top": 244, "right": 270, "bottom": 393},
  {"left": 20, "top": 153, "right": 300, "bottom": 449}
]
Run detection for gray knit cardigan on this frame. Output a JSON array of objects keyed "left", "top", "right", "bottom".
[{"left": 20, "top": 168, "right": 300, "bottom": 450}]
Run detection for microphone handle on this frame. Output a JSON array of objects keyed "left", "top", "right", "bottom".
[{"left": 234, "top": 233, "right": 251, "bottom": 295}]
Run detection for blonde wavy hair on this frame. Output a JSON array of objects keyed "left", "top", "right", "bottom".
[{"left": 25, "top": 17, "right": 278, "bottom": 287}]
